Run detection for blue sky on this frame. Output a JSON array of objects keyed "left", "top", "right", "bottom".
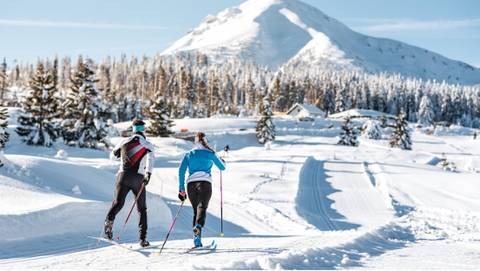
[{"left": 1, "top": 0, "right": 479, "bottom": 68}]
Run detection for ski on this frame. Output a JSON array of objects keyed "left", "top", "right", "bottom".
[
  {"left": 184, "top": 240, "right": 216, "bottom": 253},
  {"left": 87, "top": 236, "right": 136, "bottom": 251}
]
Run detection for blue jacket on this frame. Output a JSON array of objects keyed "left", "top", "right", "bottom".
[{"left": 179, "top": 143, "right": 226, "bottom": 191}]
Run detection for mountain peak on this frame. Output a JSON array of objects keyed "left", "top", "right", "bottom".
[{"left": 162, "top": 0, "right": 480, "bottom": 85}]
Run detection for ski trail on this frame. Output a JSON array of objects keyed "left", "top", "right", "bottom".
[
  {"left": 323, "top": 159, "right": 396, "bottom": 231},
  {"left": 297, "top": 157, "right": 396, "bottom": 232},
  {"left": 296, "top": 157, "right": 358, "bottom": 231},
  {"left": 250, "top": 157, "right": 291, "bottom": 194}
]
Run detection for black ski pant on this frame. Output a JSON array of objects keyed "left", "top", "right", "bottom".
[
  {"left": 106, "top": 170, "right": 147, "bottom": 240},
  {"left": 187, "top": 181, "right": 212, "bottom": 228}
]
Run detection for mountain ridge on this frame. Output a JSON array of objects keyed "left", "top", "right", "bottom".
[{"left": 161, "top": 0, "right": 480, "bottom": 85}]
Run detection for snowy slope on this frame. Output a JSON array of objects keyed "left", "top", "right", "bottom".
[
  {"left": 161, "top": 0, "right": 480, "bottom": 85},
  {"left": 1, "top": 113, "right": 480, "bottom": 269}
]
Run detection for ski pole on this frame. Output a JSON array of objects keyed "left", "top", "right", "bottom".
[
  {"left": 157, "top": 200, "right": 184, "bottom": 256},
  {"left": 116, "top": 184, "right": 145, "bottom": 241},
  {"left": 220, "top": 170, "right": 224, "bottom": 237},
  {"left": 96, "top": 199, "right": 115, "bottom": 246}
]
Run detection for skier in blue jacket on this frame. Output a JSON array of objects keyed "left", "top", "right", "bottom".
[{"left": 178, "top": 132, "right": 226, "bottom": 247}]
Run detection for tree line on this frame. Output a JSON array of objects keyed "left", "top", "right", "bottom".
[{"left": 0, "top": 52, "right": 479, "bottom": 149}]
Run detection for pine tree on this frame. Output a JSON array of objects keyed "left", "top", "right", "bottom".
[
  {"left": 451, "top": 90, "right": 462, "bottom": 123},
  {"left": 417, "top": 94, "right": 435, "bottom": 126},
  {"left": 287, "top": 80, "right": 297, "bottom": 109},
  {"left": 0, "top": 58, "right": 7, "bottom": 104},
  {"left": 0, "top": 108, "right": 9, "bottom": 168},
  {"left": 337, "top": 116, "right": 359, "bottom": 146},
  {"left": 255, "top": 94, "right": 276, "bottom": 144},
  {"left": 147, "top": 95, "right": 174, "bottom": 137},
  {"left": 195, "top": 77, "right": 208, "bottom": 118},
  {"left": 271, "top": 75, "right": 286, "bottom": 112},
  {"left": 61, "top": 60, "right": 110, "bottom": 149},
  {"left": 322, "top": 82, "right": 335, "bottom": 115},
  {"left": 361, "top": 120, "right": 382, "bottom": 139},
  {"left": 335, "top": 79, "right": 351, "bottom": 113},
  {"left": 0, "top": 108, "right": 9, "bottom": 149},
  {"left": 16, "top": 61, "right": 59, "bottom": 147},
  {"left": 390, "top": 108, "right": 412, "bottom": 150},
  {"left": 245, "top": 77, "right": 256, "bottom": 112},
  {"left": 207, "top": 70, "right": 222, "bottom": 116}
]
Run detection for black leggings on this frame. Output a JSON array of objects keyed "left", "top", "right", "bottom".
[
  {"left": 106, "top": 170, "right": 147, "bottom": 239},
  {"left": 187, "top": 181, "right": 212, "bottom": 228}
]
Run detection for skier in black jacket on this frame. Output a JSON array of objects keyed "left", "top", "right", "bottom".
[{"left": 104, "top": 119, "right": 155, "bottom": 247}]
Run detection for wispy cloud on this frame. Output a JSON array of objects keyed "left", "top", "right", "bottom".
[
  {"left": 0, "top": 19, "right": 182, "bottom": 30},
  {"left": 350, "top": 18, "right": 480, "bottom": 32}
]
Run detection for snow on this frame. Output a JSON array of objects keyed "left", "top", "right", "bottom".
[
  {"left": 329, "top": 109, "right": 396, "bottom": 120},
  {"left": 1, "top": 112, "right": 480, "bottom": 269},
  {"left": 161, "top": 0, "right": 480, "bottom": 85}
]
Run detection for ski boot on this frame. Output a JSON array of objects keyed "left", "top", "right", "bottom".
[
  {"left": 139, "top": 238, "right": 150, "bottom": 248},
  {"left": 104, "top": 220, "right": 114, "bottom": 240},
  {"left": 193, "top": 224, "right": 202, "bottom": 247}
]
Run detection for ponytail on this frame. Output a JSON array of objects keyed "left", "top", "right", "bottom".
[{"left": 196, "top": 132, "right": 215, "bottom": 153}]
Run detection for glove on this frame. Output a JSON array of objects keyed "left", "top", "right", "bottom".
[
  {"left": 142, "top": 172, "right": 151, "bottom": 186},
  {"left": 178, "top": 190, "right": 187, "bottom": 202}
]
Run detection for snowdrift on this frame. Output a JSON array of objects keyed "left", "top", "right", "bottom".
[{"left": 0, "top": 153, "right": 172, "bottom": 242}]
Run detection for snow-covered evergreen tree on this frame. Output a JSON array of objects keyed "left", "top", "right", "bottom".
[
  {"left": 0, "top": 107, "right": 9, "bottom": 168},
  {"left": 194, "top": 77, "right": 207, "bottom": 118},
  {"left": 16, "top": 61, "right": 59, "bottom": 147},
  {"left": 417, "top": 94, "right": 434, "bottom": 126},
  {"left": 271, "top": 75, "right": 286, "bottom": 112},
  {"left": 390, "top": 108, "right": 412, "bottom": 150},
  {"left": 361, "top": 120, "right": 382, "bottom": 139},
  {"left": 0, "top": 108, "right": 9, "bottom": 149},
  {"left": 147, "top": 95, "right": 174, "bottom": 137},
  {"left": 255, "top": 94, "right": 276, "bottom": 144},
  {"left": 61, "top": 60, "right": 110, "bottom": 149},
  {"left": 322, "top": 82, "right": 335, "bottom": 115},
  {"left": 335, "top": 79, "right": 351, "bottom": 113},
  {"left": 2, "top": 53, "right": 480, "bottom": 125},
  {"left": 337, "top": 116, "right": 359, "bottom": 146},
  {"left": 0, "top": 58, "right": 7, "bottom": 104}
]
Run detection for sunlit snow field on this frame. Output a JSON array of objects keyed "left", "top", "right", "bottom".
[{"left": 1, "top": 112, "right": 480, "bottom": 270}]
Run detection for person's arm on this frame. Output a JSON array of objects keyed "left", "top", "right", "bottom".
[
  {"left": 109, "top": 138, "right": 127, "bottom": 160},
  {"left": 212, "top": 152, "right": 226, "bottom": 170},
  {"left": 145, "top": 149, "right": 155, "bottom": 174},
  {"left": 178, "top": 154, "right": 189, "bottom": 191}
]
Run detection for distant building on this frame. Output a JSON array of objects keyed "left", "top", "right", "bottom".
[{"left": 286, "top": 103, "right": 326, "bottom": 119}]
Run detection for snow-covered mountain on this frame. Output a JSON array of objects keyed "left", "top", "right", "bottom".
[{"left": 161, "top": 0, "right": 480, "bottom": 85}]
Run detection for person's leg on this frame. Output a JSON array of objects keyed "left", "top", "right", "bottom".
[
  {"left": 187, "top": 182, "right": 199, "bottom": 228},
  {"left": 106, "top": 172, "right": 131, "bottom": 221},
  {"left": 105, "top": 172, "right": 131, "bottom": 239},
  {"left": 128, "top": 171, "right": 147, "bottom": 241},
  {"left": 195, "top": 182, "right": 212, "bottom": 227}
]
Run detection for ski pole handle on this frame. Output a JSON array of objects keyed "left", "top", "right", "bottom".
[{"left": 117, "top": 184, "right": 145, "bottom": 240}]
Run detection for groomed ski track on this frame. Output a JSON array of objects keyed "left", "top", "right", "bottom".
[{"left": 296, "top": 157, "right": 395, "bottom": 232}]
